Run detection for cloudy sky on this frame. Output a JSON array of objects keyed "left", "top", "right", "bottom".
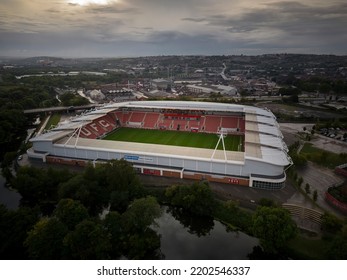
[{"left": 0, "top": 0, "right": 346, "bottom": 57}]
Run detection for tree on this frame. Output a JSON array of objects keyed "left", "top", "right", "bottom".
[
  {"left": 103, "top": 160, "right": 143, "bottom": 197},
  {"left": 321, "top": 213, "right": 343, "bottom": 234},
  {"left": 63, "top": 220, "right": 111, "bottom": 259},
  {"left": 53, "top": 199, "right": 89, "bottom": 230},
  {"left": 13, "top": 167, "right": 73, "bottom": 214},
  {"left": 326, "top": 236, "right": 347, "bottom": 259},
  {"left": 103, "top": 211, "right": 123, "bottom": 258},
  {"left": 305, "top": 183, "right": 311, "bottom": 194},
  {"left": 122, "top": 196, "right": 161, "bottom": 233},
  {"left": 258, "top": 198, "right": 277, "bottom": 207},
  {"left": 0, "top": 206, "right": 39, "bottom": 259},
  {"left": 252, "top": 206, "right": 297, "bottom": 253},
  {"left": 125, "top": 229, "right": 161, "bottom": 259},
  {"left": 25, "top": 217, "right": 68, "bottom": 259},
  {"left": 288, "top": 146, "right": 306, "bottom": 168},
  {"left": 58, "top": 174, "right": 109, "bottom": 215},
  {"left": 165, "top": 182, "right": 216, "bottom": 216},
  {"left": 313, "top": 190, "right": 318, "bottom": 202},
  {"left": 297, "top": 177, "right": 304, "bottom": 188}
]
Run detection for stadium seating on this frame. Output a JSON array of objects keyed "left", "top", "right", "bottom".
[
  {"left": 159, "top": 118, "right": 173, "bottom": 129},
  {"left": 172, "top": 119, "right": 189, "bottom": 131},
  {"left": 80, "top": 126, "right": 97, "bottom": 139},
  {"left": 113, "top": 111, "right": 124, "bottom": 125},
  {"left": 122, "top": 111, "right": 133, "bottom": 124},
  {"left": 129, "top": 112, "right": 146, "bottom": 123},
  {"left": 204, "top": 116, "right": 221, "bottom": 133},
  {"left": 79, "top": 110, "right": 246, "bottom": 139},
  {"left": 96, "top": 115, "right": 116, "bottom": 133},
  {"left": 221, "top": 116, "right": 239, "bottom": 129},
  {"left": 143, "top": 113, "right": 160, "bottom": 129},
  {"left": 188, "top": 120, "right": 201, "bottom": 131}
]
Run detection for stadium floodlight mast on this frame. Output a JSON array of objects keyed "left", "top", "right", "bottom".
[{"left": 210, "top": 131, "right": 227, "bottom": 161}]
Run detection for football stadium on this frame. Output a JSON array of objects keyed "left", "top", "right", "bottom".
[{"left": 28, "top": 101, "right": 292, "bottom": 189}]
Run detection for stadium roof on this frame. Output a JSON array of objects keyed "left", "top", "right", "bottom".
[{"left": 104, "top": 100, "right": 273, "bottom": 116}]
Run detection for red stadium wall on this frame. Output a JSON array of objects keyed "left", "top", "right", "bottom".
[
  {"left": 325, "top": 192, "right": 347, "bottom": 215},
  {"left": 45, "top": 156, "right": 250, "bottom": 186},
  {"left": 183, "top": 172, "right": 249, "bottom": 186},
  {"left": 335, "top": 167, "right": 347, "bottom": 177},
  {"left": 162, "top": 171, "right": 181, "bottom": 178},
  {"left": 46, "top": 156, "right": 88, "bottom": 167}
]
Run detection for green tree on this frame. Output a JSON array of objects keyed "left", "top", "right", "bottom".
[
  {"left": 321, "top": 213, "right": 343, "bottom": 234},
  {"left": 122, "top": 196, "right": 161, "bottom": 233},
  {"left": 25, "top": 217, "right": 68, "bottom": 259},
  {"left": 165, "top": 182, "right": 216, "bottom": 216},
  {"left": 0, "top": 205, "right": 39, "bottom": 259},
  {"left": 313, "top": 190, "right": 318, "bottom": 202},
  {"left": 14, "top": 167, "right": 72, "bottom": 214},
  {"left": 305, "top": 183, "right": 311, "bottom": 194},
  {"left": 102, "top": 160, "right": 143, "bottom": 212},
  {"left": 213, "top": 200, "right": 253, "bottom": 234},
  {"left": 252, "top": 206, "right": 297, "bottom": 253},
  {"left": 0, "top": 109, "right": 27, "bottom": 160},
  {"left": 125, "top": 229, "right": 161, "bottom": 259},
  {"left": 63, "top": 220, "right": 111, "bottom": 259},
  {"left": 297, "top": 177, "right": 304, "bottom": 187},
  {"left": 58, "top": 174, "right": 109, "bottom": 215},
  {"left": 326, "top": 236, "right": 347, "bottom": 259},
  {"left": 53, "top": 199, "right": 89, "bottom": 230},
  {"left": 259, "top": 198, "right": 277, "bottom": 207},
  {"left": 103, "top": 211, "right": 123, "bottom": 258}
]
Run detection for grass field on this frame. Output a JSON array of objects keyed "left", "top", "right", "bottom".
[
  {"left": 45, "top": 113, "right": 61, "bottom": 130},
  {"left": 103, "top": 128, "right": 243, "bottom": 151},
  {"left": 300, "top": 142, "right": 347, "bottom": 169}
]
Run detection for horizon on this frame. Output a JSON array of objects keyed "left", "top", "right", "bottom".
[
  {"left": 1, "top": 52, "right": 347, "bottom": 61},
  {"left": 1, "top": 0, "right": 346, "bottom": 58}
]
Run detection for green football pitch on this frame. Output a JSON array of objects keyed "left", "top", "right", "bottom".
[{"left": 103, "top": 128, "right": 243, "bottom": 151}]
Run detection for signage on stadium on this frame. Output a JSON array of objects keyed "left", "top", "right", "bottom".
[
  {"left": 124, "top": 155, "right": 153, "bottom": 162},
  {"left": 228, "top": 178, "right": 239, "bottom": 184}
]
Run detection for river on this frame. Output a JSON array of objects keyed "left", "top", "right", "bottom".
[
  {"left": 155, "top": 207, "right": 258, "bottom": 260},
  {"left": 0, "top": 173, "right": 21, "bottom": 210}
]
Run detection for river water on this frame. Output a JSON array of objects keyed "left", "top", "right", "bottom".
[
  {"left": 0, "top": 174, "right": 21, "bottom": 210},
  {"left": 156, "top": 207, "right": 258, "bottom": 260}
]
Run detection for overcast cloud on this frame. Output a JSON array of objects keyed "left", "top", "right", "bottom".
[{"left": 0, "top": 0, "right": 346, "bottom": 57}]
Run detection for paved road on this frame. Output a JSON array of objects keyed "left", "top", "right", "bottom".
[
  {"left": 140, "top": 174, "right": 297, "bottom": 208},
  {"left": 296, "top": 162, "right": 345, "bottom": 218},
  {"left": 311, "top": 134, "right": 347, "bottom": 154}
]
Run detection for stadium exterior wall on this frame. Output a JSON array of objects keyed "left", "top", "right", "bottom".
[{"left": 31, "top": 140, "right": 285, "bottom": 188}]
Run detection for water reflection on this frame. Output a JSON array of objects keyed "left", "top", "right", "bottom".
[
  {"left": 155, "top": 206, "right": 258, "bottom": 260},
  {"left": 0, "top": 173, "right": 21, "bottom": 210},
  {"left": 168, "top": 207, "right": 214, "bottom": 237}
]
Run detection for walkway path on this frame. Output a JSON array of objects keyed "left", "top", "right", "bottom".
[{"left": 296, "top": 162, "right": 345, "bottom": 218}]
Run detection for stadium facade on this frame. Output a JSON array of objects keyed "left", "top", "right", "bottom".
[{"left": 28, "top": 101, "right": 292, "bottom": 190}]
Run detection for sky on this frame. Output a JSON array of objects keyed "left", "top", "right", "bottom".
[{"left": 0, "top": 0, "right": 346, "bottom": 57}]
